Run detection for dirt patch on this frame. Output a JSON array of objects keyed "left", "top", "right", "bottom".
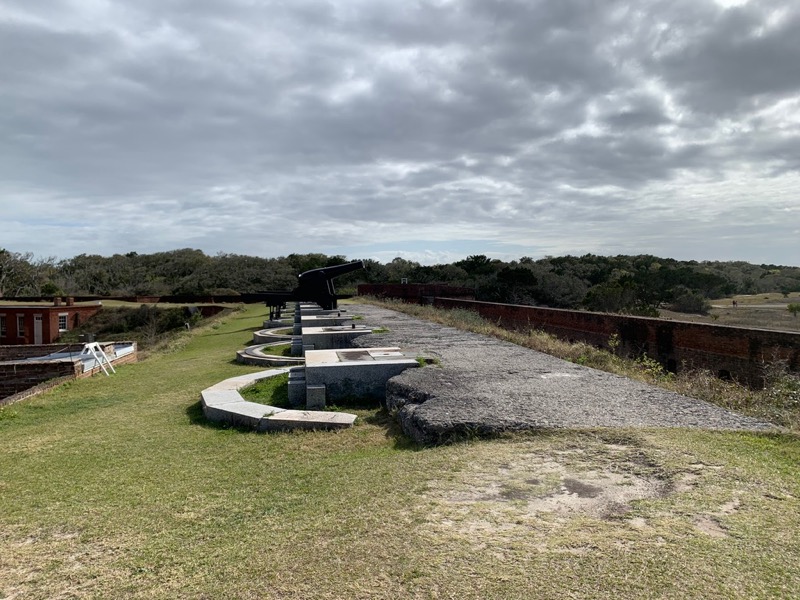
[
  {"left": 424, "top": 434, "right": 671, "bottom": 542},
  {"left": 0, "top": 526, "right": 130, "bottom": 600},
  {"left": 693, "top": 516, "right": 729, "bottom": 538},
  {"left": 691, "top": 496, "right": 742, "bottom": 538}
]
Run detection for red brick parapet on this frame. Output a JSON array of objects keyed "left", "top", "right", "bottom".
[{"left": 432, "top": 298, "right": 800, "bottom": 386}]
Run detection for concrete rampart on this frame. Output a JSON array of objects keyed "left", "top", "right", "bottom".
[
  {"left": 358, "top": 283, "right": 475, "bottom": 303},
  {"left": 433, "top": 298, "right": 800, "bottom": 385}
]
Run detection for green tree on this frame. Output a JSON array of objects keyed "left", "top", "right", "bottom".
[
  {"left": 0, "top": 249, "right": 34, "bottom": 297},
  {"left": 669, "top": 286, "right": 711, "bottom": 314}
]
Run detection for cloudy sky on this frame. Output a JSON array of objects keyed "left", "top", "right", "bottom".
[{"left": 2, "top": 0, "right": 799, "bottom": 266}]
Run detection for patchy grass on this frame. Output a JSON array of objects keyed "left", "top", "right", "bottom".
[
  {"left": 269, "top": 327, "right": 294, "bottom": 336},
  {"left": 2, "top": 302, "right": 800, "bottom": 598},
  {"left": 261, "top": 342, "right": 293, "bottom": 357},
  {"left": 240, "top": 372, "right": 291, "bottom": 407}
]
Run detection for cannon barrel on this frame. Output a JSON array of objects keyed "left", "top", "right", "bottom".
[
  {"left": 263, "top": 261, "right": 365, "bottom": 312},
  {"left": 293, "top": 260, "right": 365, "bottom": 310},
  {"left": 297, "top": 260, "right": 365, "bottom": 281}
]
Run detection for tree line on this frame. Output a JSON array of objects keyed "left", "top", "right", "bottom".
[{"left": 2, "top": 248, "right": 799, "bottom": 315}]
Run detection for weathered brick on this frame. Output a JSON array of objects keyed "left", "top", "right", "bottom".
[{"left": 433, "top": 298, "right": 800, "bottom": 386}]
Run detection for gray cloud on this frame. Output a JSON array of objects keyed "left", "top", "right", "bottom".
[{"left": 0, "top": 0, "right": 798, "bottom": 265}]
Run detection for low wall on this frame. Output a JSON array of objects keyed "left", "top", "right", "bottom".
[
  {"left": 0, "top": 342, "right": 138, "bottom": 403},
  {"left": 0, "top": 344, "right": 86, "bottom": 361},
  {"left": 358, "top": 284, "right": 474, "bottom": 303},
  {"left": 9, "top": 294, "right": 275, "bottom": 304},
  {"left": 433, "top": 298, "right": 800, "bottom": 386},
  {"left": 0, "top": 361, "right": 81, "bottom": 402}
]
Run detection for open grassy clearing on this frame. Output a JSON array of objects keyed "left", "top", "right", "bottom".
[
  {"left": 659, "top": 292, "right": 800, "bottom": 332},
  {"left": 2, "top": 303, "right": 800, "bottom": 598}
]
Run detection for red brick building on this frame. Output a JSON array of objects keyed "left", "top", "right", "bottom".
[{"left": 0, "top": 299, "right": 102, "bottom": 345}]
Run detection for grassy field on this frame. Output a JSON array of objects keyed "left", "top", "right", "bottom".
[
  {"left": 2, "top": 304, "right": 800, "bottom": 599},
  {"left": 660, "top": 292, "right": 800, "bottom": 331}
]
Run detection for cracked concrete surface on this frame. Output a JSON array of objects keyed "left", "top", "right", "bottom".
[{"left": 350, "top": 303, "right": 774, "bottom": 444}]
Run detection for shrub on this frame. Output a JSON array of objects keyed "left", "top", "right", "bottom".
[{"left": 669, "top": 289, "right": 711, "bottom": 314}]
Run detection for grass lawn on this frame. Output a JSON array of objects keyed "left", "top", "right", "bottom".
[{"left": 2, "top": 304, "right": 799, "bottom": 599}]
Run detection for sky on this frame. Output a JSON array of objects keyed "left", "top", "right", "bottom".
[{"left": 1, "top": 0, "right": 799, "bottom": 266}]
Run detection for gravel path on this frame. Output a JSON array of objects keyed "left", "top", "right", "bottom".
[{"left": 350, "top": 303, "right": 775, "bottom": 444}]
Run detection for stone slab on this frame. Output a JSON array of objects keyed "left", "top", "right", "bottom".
[
  {"left": 305, "top": 347, "right": 404, "bottom": 366},
  {"left": 205, "top": 368, "right": 290, "bottom": 391},
  {"left": 204, "top": 400, "right": 284, "bottom": 429},
  {"left": 201, "top": 389, "right": 243, "bottom": 407},
  {"left": 304, "top": 349, "right": 342, "bottom": 366},
  {"left": 259, "top": 409, "right": 357, "bottom": 431}
]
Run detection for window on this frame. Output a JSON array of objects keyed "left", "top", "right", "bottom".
[
  {"left": 17, "top": 314, "right": 25, "bottom": 336},
  {"left": 58, "top": 313, "right": 68, "bottom": 332},
  {"left": 0, "top": 315, "right": 6, "bottom": 337}
]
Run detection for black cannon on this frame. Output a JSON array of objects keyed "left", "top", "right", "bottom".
[{"left": 263, "top": 260, "right": 365, "bottom": 317}]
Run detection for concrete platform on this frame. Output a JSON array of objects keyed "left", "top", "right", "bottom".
[
  {"left": 304, "top": 347, "right": 419, "bottom": 405},
  {"left": 301, "top": 315, "right": 353, "bottom": 328},
  {"left": 301, "top": 325, "right": 373, "bottom": 351},
  {"left": 297, "top": 305, "right": 348, "bottom": 316},
  {"left": 349, "top": 303, "right": 776, "bottom": 444}
]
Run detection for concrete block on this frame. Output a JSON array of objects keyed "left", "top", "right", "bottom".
[
  {"left": 306, "top": 384, "right": 327, "bottom": 409},
  {"left": 204, "top": 401, "right": 280, "bottom": 429},
  {"left": 291, "top": 337, "right": 303, "bottom": 357},
  {"left": 288, "top": 369, "right": 306, "bottom": 407},
  {"left": 304, "top": 347, "right": 419, "bottom": 404}
]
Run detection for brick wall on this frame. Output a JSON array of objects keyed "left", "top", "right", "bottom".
[
  {"left": 358, "top": 284, "right": 475, "bottom": 303},
  {"left": 0, "top": 342, "right": 138, "bottom": 403},
  {"left": 0, "top": 344, "right": 86, "bottom": 361},
  {"left": 0, "top": 361, "right": 81, "bottom": 401},
  {"left": 0, "top": 375, "right": 76, "bottom": 407},
  {"left": 433, "top": 298, "right": 800, "bottom": 386}
]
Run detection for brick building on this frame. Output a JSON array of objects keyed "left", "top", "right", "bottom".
[{"left": 0, "top": 298, "right": 102, "bottom": 345}]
